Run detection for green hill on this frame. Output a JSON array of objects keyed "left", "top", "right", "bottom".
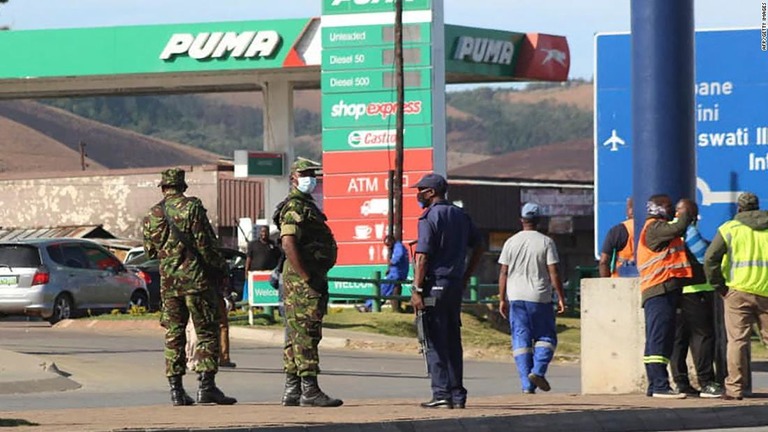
[{"left": 38, "top": 81, "right": 593, "bottom": 162}]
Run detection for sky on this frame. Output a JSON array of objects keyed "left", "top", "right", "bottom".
[{"left": 0, "top": 0, "right": 758, "bottom": 81}]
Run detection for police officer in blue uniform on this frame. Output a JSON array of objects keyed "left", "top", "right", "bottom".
[{"left": 410, "top": 173, "right": 483, "bottom": 409}]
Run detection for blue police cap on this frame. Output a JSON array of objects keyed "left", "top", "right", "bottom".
[{"left": 411, "top": 173, "right": 448, "bottom": 194}]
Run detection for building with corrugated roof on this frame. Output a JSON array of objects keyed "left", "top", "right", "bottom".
[
  {"left": 0, "top": 164, "right": 263, "bottom": 249},
  {"left": 447, "top": 139, "right": 595, "bottom": 286}
]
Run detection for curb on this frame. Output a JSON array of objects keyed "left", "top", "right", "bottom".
[
  {"left": 54, "top": 320, "right": 354, "bottom": 350},
  {"left": 116, "top": 404, "right": 768, "bottom": 432},
  {"left": 229, "top": 326, "right": 351, "bottom": 349},
  {"left": 54, "top": 319, "right": 164, "bottom": 332}
]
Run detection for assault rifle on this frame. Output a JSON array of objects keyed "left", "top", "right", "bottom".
[{"left": 415, "top": 309, "right": 430, "bottom": 377}]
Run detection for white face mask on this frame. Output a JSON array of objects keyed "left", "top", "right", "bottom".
[{"left": 297, "top": 176, "right": 317, "bottom": 194}]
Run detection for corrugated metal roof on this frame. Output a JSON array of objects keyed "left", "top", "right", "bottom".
[
  {"left": 0, "top": 225, "right": 115, "bottom": 242},
  {"left": 449, "top": 139, "right": 593, "bottom": 183},
  {"left": 218, "top": 177, "right": 264, "bottom": 227}
]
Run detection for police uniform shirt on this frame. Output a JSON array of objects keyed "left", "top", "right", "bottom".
[{"left": 415, "top": 201, "right": 480, "bottom": 282}]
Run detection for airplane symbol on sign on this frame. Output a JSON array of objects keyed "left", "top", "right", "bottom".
[{"left": 603, "top": 129, "right": 626, "bottom": 152}]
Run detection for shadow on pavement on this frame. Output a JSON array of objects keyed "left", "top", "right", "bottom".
[
  {"left": 0, "top": 418, "right": 39, "bottom": 427},
  {"left": 224, "top": 366, "right": 427, "bottom": 380}
]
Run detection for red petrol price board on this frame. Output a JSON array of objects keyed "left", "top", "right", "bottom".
[
  {"left": 323, "top": 170, "right": 431, "bottom": 198},
  {"left": 323, "top": 196, "right": 423, "bottom": 220},
  {"left": 327, "top": 217, "right": 419, "bottom": 243},
  {"left": 335, "top": 239, "right": 418, "bottom": 266},
  {"left": 322, "top": 148, "right": 433, "bottom": 175}
]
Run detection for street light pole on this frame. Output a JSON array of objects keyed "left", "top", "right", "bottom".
[{"left": 392, "top": 0, "right": 405, "bottom": 243}]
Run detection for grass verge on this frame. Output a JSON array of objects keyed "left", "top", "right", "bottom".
[{"left": 83, "top": 306, "right": 768, "bottom": 362}]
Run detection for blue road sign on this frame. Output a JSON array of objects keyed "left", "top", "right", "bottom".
[{"left": 595, "top": 29, "right": 768, "bottom": 257}]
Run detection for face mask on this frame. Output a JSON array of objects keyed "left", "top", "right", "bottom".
[
  {"left": 297, "top": 176, "right": 317, "bottom": 194},
  {"left": 417, "top": 190, "right": 430, "bottom": 208}
]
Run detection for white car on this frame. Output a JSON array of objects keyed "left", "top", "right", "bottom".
[
  {"left": 0, "top": 238, "right": 150, "bottom": 324},
  {"left": 123, "top": 246, "right": 145, "bottom": 264}
]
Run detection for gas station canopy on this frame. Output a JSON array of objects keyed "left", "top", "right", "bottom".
[{"left": 0, "top": 18, "right": 568, "bottom": 99}]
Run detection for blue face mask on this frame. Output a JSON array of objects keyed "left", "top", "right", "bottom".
[
  {"left": 297, "top": 176, "right": 317, "bottom": 194},
  {"left": 417, "top": 190, "right": 430, "bottom": 208}
]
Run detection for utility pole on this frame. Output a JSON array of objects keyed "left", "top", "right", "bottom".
[
  {"left": 392, "top": 0, "right": 405, "bottom": 243},
  {"left": 79, "top": 141, "right": 88, "bottom": 171}
]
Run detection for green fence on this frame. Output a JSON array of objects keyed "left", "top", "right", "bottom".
[{"left": 246, "top": 266, "right": 598, "bottom": 322}]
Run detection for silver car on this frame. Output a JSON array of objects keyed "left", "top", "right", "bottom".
[{"left": 0, "top": 238, "right": 150, "bottom": 324}]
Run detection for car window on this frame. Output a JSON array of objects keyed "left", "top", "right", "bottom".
[
  {"left": 125, "top": 253, "right": 149, "bottom": 265},
  {"left": 0, "top": 245, "right": 42, "bottom": 268},
  {"left": 82, "top": 244, "right": 122, "bottom": 271},
  {"left": 60, "top": 244, "right": 90, "bottom": 269}
]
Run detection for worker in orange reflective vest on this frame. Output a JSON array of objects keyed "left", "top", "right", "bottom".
[
  {"left": 637, "top": 194, "right": 693, "bottom": 399},
  {"left": 599, "top": 198, "right": 635, "bottom": 277}
]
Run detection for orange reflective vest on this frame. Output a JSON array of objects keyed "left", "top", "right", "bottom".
[
  {"left": 637, "top": 219, "right": 692, "bottom": 292},
  {"left": 612, "top": 219, "right": 635, "bottom": 278}
]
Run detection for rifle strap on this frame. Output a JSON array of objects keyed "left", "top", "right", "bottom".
[{"left": 160, "top": 200, "right": 209, "bottom": 268}]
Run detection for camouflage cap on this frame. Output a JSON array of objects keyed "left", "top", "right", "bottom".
[
  {"left": 159, "top": 168, "right": 187, "bottom": 188},
  {"left": 291, "top": 157, "right": 322, "bottom": 173},
  {"left": 738, "top": 192, "right": 759, "bottom": 211}
]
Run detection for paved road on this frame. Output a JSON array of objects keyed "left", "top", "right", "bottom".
[
  {"left": 683, "top": 429, "right": 768, "bottom": 432},
  {"left": 0, "top": 320, "right": 580, "bottom": 411}
]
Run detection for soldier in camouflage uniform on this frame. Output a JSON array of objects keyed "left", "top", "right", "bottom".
[
  {"left": 277, "top": 158, "right": 343, "bottom": 408},
  {"left": 142, "top": 168, "right": 237, "bottom": 406}
]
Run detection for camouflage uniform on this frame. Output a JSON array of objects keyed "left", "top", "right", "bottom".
[
  {"left": 280, "top": 187, "right": 338, "bottom": 376},
  {"left": 142, "top": 168, "right": 227, "bottom": 377},
  {"left": 275, "top": 160, "right": 336, "bottom": 378}
]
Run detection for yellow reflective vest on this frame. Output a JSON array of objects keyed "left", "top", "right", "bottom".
[{"left": 718, "top": 219, "right": 768, "bottom": 296}]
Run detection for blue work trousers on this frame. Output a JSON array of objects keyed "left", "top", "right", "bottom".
[
  {"left": 509, "top": 300, "right": 557, "bottom": 392},
  {"left": 424, "top": 285, "right": 466, "bottom": 404},
  {"left": 644, "top": 290, "right": 681, "bottom": 393}
]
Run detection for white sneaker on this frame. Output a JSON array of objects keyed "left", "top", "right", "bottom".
[{"left": 652, "top": 389, "right": 687, "bottom": 399}]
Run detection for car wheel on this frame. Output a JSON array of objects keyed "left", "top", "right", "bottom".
[
  {"left": 47, "top": 294, "right": 73, "bottom": 325},
  {"left": 129, "top": 291, "right": 149, "bottom": 311}
]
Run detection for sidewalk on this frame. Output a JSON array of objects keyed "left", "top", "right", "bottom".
[
  {"left": 3, "top": 320, "right": 768, "bottom": 431},
  {"left": 54, "top": 318, "right": 421, "bottom": 353},
  {"left": 2, "top": 392, "right": 768, "bottom": 431}
]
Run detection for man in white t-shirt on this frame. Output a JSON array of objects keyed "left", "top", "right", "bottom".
[{"left": 498, "top": 202, "right": 566, "bottom": 394}]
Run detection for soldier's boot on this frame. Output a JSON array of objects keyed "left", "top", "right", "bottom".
[
  {"left": 196, "top": 372, "right": 237, "bottom": 405},
  {"left": 168, "top": 375, "right": 195, "bottom": 406},
  {"left": 300, "top": 376, "right": 343, "bottom": 407},
  {"left": 281, "top": 373, "right": 301, "bottom": 406}
]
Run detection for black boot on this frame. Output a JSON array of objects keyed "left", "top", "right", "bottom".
[
  {"left": 196, "top": 372, "right": 237, "bottom": 405},
  {"left": 168, "top": 375, "right": 195, "bottom": 406},
  {"left": 282, "top": 373, "right": 301, "bottom": 406},
  {"left": 300, "top": 376, "right": 343, "bottom": 407}
]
